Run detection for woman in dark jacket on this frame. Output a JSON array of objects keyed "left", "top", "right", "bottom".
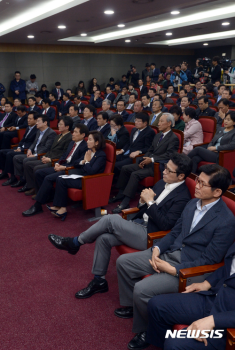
[
  {"left": 75, "top": 81, "right": 87, "bottom": 96},
  {"left": 39, "top": 84, "right": 49, "bottom": 99},
  {"left": 48, "top": 131, "right": 106, "bottom": 221},
  {"left": 107, "top": 114, "right": 130, "bottom": 150},
  {"left": 88, "top": 78, "right": 100, "bottom": 94},
  {"left": 188, "top": 111, "right": 235, "bottom": 173}
]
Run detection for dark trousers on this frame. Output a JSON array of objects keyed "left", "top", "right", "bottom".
[
  {"left": 24, "top": 159, "right": 51, "bottom": 189},
  {"left": 115, "top": 154, "right": 133, "bottom": 172},
  {"left": 116, "top": 158, "right": 154, "bottom": 198},
  {"left": 0, "top": 149, "right": 24, "bottom": 175},
  {"left": 53, "top": 176, "right": 82, "bottom": 207},
  {"left": 147, "top": 293, "right": 217, "bottom": 350},
  {"left": 0, "top": 130, "right": 18, "bottom": 149},
  {"left": 188, "top": 147, "right": 218, "bottom": 173},
  {"left": 35, "top": 167, "right": 65, "bottom": 203}
]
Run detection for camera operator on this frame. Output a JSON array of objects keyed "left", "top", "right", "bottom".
[
  {"left": 127, "top": 65, "right": 139, "bottom": 88},
  {"left": 193, "top": 59, "right": 205, "bottom": 83},
  {"left": 170, "top": 65, "right": 188, "bottom": 91},
  {"left": 204, "top": 56, "right": 221, "bottom": 84}
]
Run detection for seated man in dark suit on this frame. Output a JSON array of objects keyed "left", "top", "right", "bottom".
[
  {"left": 166, "top": 85, "right": 178, "bottom": 97},
  {"left": 41, "top": 98, "right": 56, "bottom": 122},
  {"left": 35, "top": 92, "right": 43, "bottom": 106},
  {"left": 0, "top": 105, "right": 28, "bottom": 149},
  {"left": 116, "top": 100, "right": 129, "bottom": 122},
  {"left": 141, "top": 94, "right": 152, "bottom": 112},
  {"left": 80, "top": 104, "right": 98, "bottom": 131},
  {"left": 12, "top": 115, "right": 56, "bottom": 190},
  {"left": 23, "top": 116, "right": 73, "bottom": 196},
  {"left": 176, "top": 89, "right": 190, "bottom": 106},
  {"left": 116, "top": 164, "right": 235, "bottom": 350},
  {"left": 159, "top": 88, "right": 174, "bottom": 104},
  {"left": 138, "top": 79, "right": 148, "bottom": 98},
  {"left": 0, "top": 101, "right": 17, "bottom": 131},
  {"left": 51, "top": 82, "right": 64, "bottom": 101},
  {"left": 104, "top": 86, "right": 115, "bottom": 104},
  {"left": 147, "top": 240, "right": 235, "bottom": 350},
  {"left": 214, "top": 98, "right": 230, "bottom": 129},
  {"left": 49, "top": 92, "right": 60, "bottom": 116},
  {"left": 73, "top": 95, "right": 86, "bottom": 114},
  {"left": 126, "top": 101, "right": 143, "bottom": 123},
  {"left": 12, "top": 98, "right": 22, "bottom": 112},
  {"left": 96, "top": 112, "right": 110, "bottom": 138},
  {"left": 0, "top": 111, "right": 38, "bottom": 185},
  {"left": 47, "top": 152, "right": 192, "bottom": 299},
  {"left": 28, "top": 97, "right": 41, "bottom": 113},
  {"left": 69, "top": 105, "right": 81, "bottom": 130},
  {"left": 59, "top": 93, "right": 73, "bottom": 117},
  {"left": 114, "top": 113, "right": 155, "bottom": 172},
  {"left": 215, "top": 89, "right": 235, "bottom": 108},
  {"left": 89, "top": 90, "right": 103, "bottom": 108},
  {"left": 66, "top": 89, "right": 74, "bottom": 101},
  {"left": 111, "top": 113, "right": 179, "bottom": 213},
  {"left": 22, "top": 124, "right": 89, "bottom": 217},
  {"left": 196, "top": 96, "right": 216, "bottom": 118}
]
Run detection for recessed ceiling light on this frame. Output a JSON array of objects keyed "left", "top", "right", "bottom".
[
  {"left": 222, "top": 22, "right": 230, "bottom": 25},
  {"left": 203, "top": 43, "right": 208, "bottom": 45},
  {"left": 104, "top": 10, "right": 114, "bottom": 15},
  {"left": 58, "top": 25, "right": 66, "bottom": 29},
  {"left": 27, "top": 35, "right": 34, "bottom": 38},
  {"left": 118, "top": 24, "right": 125, "bottom": 28},
  {"left": 125, "top": 39, "right": 131, "bottom": 42},
  {"left": 171, "top": 11, "right": 180, "bottom": 15},
  {"left": 166, "top": 32, "right": 172, "bottom": 36},
  {"left": 80, "top": 33, "right": 87, "bottom": 36}
]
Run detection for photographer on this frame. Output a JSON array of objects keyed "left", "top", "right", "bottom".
[
  {"left": 193, "top": 59, "right": 204, "bottom": 83},
  {"left": 127, "top": 65, "right": 139, "bottom": 88},
  {"left": 170, "top": 65, "right": 188, "bottom": 91},
  {"left": 204, "top": 56, "right": 221, "bottom": 84}
]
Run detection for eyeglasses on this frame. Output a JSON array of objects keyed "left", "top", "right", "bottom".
[
  {"left": 195, "top": 176, "right": 211, "bottom": 188},
  {"left": 164, "top": 164, "right": 177, "bottom": 174}
]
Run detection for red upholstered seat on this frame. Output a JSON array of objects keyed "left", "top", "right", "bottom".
[
  {"left": 189, "top": 104, "right": 196, "bottom": 110},
  {"left": 116, "top": 246, "right": 140, "bottom": 255},
  {"left": 83, "top": 95, "right": 90, "bottom": 100},
  {"left": 124, "top": 123, "right": 135, "bottom": 135},
  {"left": 198, "top": 116, "right": 216, "bottom": 144},
  {"left": 96, "top": 107, "right": 102, "bottom": 114},
  {"left": 126, "top": 110, "right": 133, "bottom": 115},
  {"left": 50, "top": 118, "right": 58, "bottom": 129},
  {"left": 209, "top": 106, "right": 218, "bottom": 112},
  {"left": 11, "top": 137, "right": 19, "bottom": 144},
  {"left": 82, "top": 100, "right": 89, "bottom": 105},
  {"left": 207, "top": 92, "right": 214, "bottom": 98},
  {"left": 171, "top": 97, "right": 177, "bottom": 104},
  {"left": 164, "top": 103, "right": 174, "bottom": 111},
  {"left": 11, "top": 128, "right": 26, "bottom": 146}
]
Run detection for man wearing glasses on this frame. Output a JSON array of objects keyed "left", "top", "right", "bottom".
[
  {"left": 48, "top": 152, "right": 192, "bottom": 299},
  {"left": 115, "top": 164, "right": 235, "bottom": 350}
]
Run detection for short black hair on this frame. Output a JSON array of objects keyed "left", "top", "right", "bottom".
[
  {"left": 74, "top": 95, "right": 81, "bottom": 100},
  {"left": 110, "top": 77, "right": 114, "bottom": 82},
  {"left": 28, "top": 96, "right": 36, "bottom": 102},
  {"left": 97, "top": 111, "right": 109, "bottom": 121},
  {"left": 49, "top": 92, "right": 57, "bottom": 99},
  {"left": 14, "top": 98, "right": 21, "bottom": 102},
  {"left": 42, "top": 98, "right": 51, "bottom": 105},
  {"left": 15, "top": 71, "right": 21, "bottom": 74},
  {"left": 17, "top": 106, "right": 27, "bottom": 112},
  {"left": 89, "top": 131, "right": 106, "bottom": 150},
  {"left": 55, "top": 82, "right": 61, "bottom": 86},
  {"left": 122, "top": 86, "right": 128, "bottom": 90},
  {"left": 35, "top": 92, "right": 43, "bottom": 98},
  {"left": 135, "top": 112, "right": 149, "bottom": 125},
  {"left": 184, "top": 107, "right": 197, "bottom": 119},
  {"left": 142, "top": 94, "right": 150, "bottom": 99},
  {"left": 129, "top": 93, "right": 137, "bottom": 98},
  {"left": 224, "top": 88, "right": 232, "bottom": 96},
  {"left": 198, "top": 96, "right": 209, "bottom": 103},
  {"left": 151, "top": 63, "right": 156, "bottom": 66},
  {"left": 167, "top": 84, "right": 174, "bottom": 88},
  {"left": 74, "top": 123, "right": 89, "bottom": 137},
  {"left": 170, "top": 152, "right": 192, "bottom": 179},
  {"left": 122, "top": 75, "right": 127, "bottom": 78},
  {"left": 218, "top": 98, "right": 230, "bottom": 107},
  {"left": 180, "top": 89, "right": 187, "bottom": 94},
  {"left": 198, "top": 164, "right": 231, "bottom": 195},
  {"left": 70, "top": 105, "right": 79, "bottom": 114},
  {"left": 169, "top": 105, "right": 182, "bottom": 117},
  {"left": 63, "top": 93, "right": 69, "bottom": 98},
  {"left": 109, "top": 114, "right": 124, "bottom": 126},
  {"left": 206, "top": 82, "right": 214, "bottom": 92},
  {"left": 5, "top": 101, "right": 13, "bottom": 107},
  {"left": 59, "top": 116, "right": 73, "bottom": 131},
  {"left": 84, "top": 104, "right": 96, "bottom": 115},
  {"left": 41, "top": 84, "right": 47, "bottom": 89},
  {"left": 212, "top": 56, "right": 220, "bottom": 64},
  {"left": 28, "top": 111, "right": 39, "bottom": 120},
  {"left": 117, "top": 100, "right": 125, "bottom": 106},
  {"left": 225, "top": 110, "right": 235, "bottom": 123},
  {"left": 115, "top": 82, "right": 120, "bottom": 86},
  {"left": 66, "top": 89, "right": 72, "bottom": 93},
  {"left": 159, "top": 88, "right": 167, "bottom": 94},
  {"left": 149, "top": 88, "right": 156, "bottom": 94},
  {"left": 30, "top": 74, "right": 36, "bottom": 79},
  {"left": 38, "top": 114, "right": 49, "bottom": 124},
  {"left": 218, "top": 84, "right": 225, "bottom": 90}
]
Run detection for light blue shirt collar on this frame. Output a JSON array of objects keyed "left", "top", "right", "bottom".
[{"left": 196, "top": 198, "right": 220, "bottom": 212}]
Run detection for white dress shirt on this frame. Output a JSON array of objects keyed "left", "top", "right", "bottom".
[
  {"left": 230, "top": 256, "right": 235, "bottom": 275},
  {"left": 66, "top": 140, "right": 83, "bottom": 163}
]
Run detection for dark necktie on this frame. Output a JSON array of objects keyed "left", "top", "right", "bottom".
[
  {"left": 157, "top": 133, "right": 164, "bottom": 145},
  {"left": 66, "top": 143, "right": 76, "bottom": 160}
]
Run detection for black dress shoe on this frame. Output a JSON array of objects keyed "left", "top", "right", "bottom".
[
  {"left": 18, "top": 184, "right": 30, "bottom": 193},
  {"left": 48, "top": 234, "right": 80, "bottom": 255},
  {"left": 11, "top": 180, "right": 26, "bottom": 188},
  {"left": 75, "top": 278, "right": 108, "bottom": 299},
  {"left": 112, "top": 204, "right": 130, "bottom": 214},
  {"left": 0, "top": 173, "right": 8, "bottom": 180},
  {"left": 114, "top": 307, "right": 133, "bottom": 319},
  {"left": 2, "top": 178, "right": 16, "bottom": 186},
  {"left": 128, "top": 332, "right": 150, "bottom": 350},
  {"left": 22, "top": 205, "right": 43, "bottom": 217},
  {"left": 108, "top": 195, "right": 124, "bottom": 204}
]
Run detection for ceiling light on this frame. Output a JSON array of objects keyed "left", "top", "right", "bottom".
[
  {"left": 118, "top": 24, "right": 125, "bottom": 28},
  {"left": 80, "top": 33, "right": 87, "bottom": 36},
  {"left": 27, "top": 35, "right": 34, "bottom": 38},
  {"left": 58, "top": 25, "right": 66, "bottom": 29},
  {"left": 104, "top": 10, "right": 114, "bottom": 15},
  {"left": 171, "top": 11, "right": 180, "bottom": 15},
  {"left": 222, "top": 22, "right": 230, "bottom": 25},
  {"left": 125, "top": 39, "right": 131, "bottom": 42},
  {"left": 166, "top": 32, "right": 172, "bottom": 36},
  {"left": 203, "top": 43, "right": 208, "bottom": 45}
]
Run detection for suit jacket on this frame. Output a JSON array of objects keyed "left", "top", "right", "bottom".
[
  {"left": 69, "top": 149, "right": 106, "bottom": 176},
  {"left": 10, "top": 79, "right": 26, "bottom": 99},
  {"left": 44, "top": 132, "right": 72, "bottom": 160},
  {"left": 72, "top": 116, "right": 81, "bottom": 130},
  {"left": 143, "top": 105, "right": 152, "bottom": 112},
  {"left": 58, "top": 139, "right": 87, "bottom": 167},
  {"left": 28, "top": 105, "right": 41, "bottom": 113},
  {"left": 149, "top": 112, "right": 163, "bottom": 127},
  {"left": 113, "top": 93, "right": 129, "bottom": 106},
  {"left": 104, "top": 93, "right": 115, "bottom": 103},
  {"left": 51, "top": 88, "right": 65, "bottom": 100},
  {"left": 29, "top": 128, "right": 57, "bottom": 155},
  {"left": 10, "top": 113, "right": 28, "bottom": 129},
  {"left": 59, "top": 100, "right": 73, "bottom": 115},
  {"left": 208, "top": 127, "right": 235, "bottom": 152},
  {"left": 145, "top": 130, "right": 179, "bottom": 162},
  {"left": 80, "top": 117, "right": 98, "bottom": 131},
  {"left": 196, "top": 107, "right": 215, "bottom": 117},
  {"left": 76, "top": 102, "right": 86, "bottom": 114},
  {"left": 90, "top": 96, "right": 103, "bottom": 108},
  {"left": 152, "top": 68, "right": 160, "bottom": 79},
  {"left": 18, "top": 125, "right": 37, "bottom": 150},
  {"left": 119, "top": 110, "right": 130, "bottom": 122},
  {"left": 109, "top": 125, "right": 130, "bottom": 149},
  {"left": 125, "top": 112, "right": 136, "bottom": 123},
  {"left": 122, "top": 126, "right": 155, "bottom": 154},
  {"left": 99, "top": 123, "right": 111, "bottom": 139},
  {"left": 127, "top": 71, "right": 140, "bottom": 87},
  {"left": 139, "top": 85, "right": 148, "bottom": 97},
  {"left": 41, "top": 107, "right": 56, "bottom": 121},
  {"left": 132, "top": 180, "right": 191, "bottom": 233},
  {"left": 209, "top": 64, "right": 221, "bottom": 84},
  {"left": 158, "top": 198, "right": 235, "bottom": 274},
  {"left": 0, "top": 111, "right": 18, "bottom": 128},
  {"left": 50, "top": 100, "right": 61, "bottom": 116}
]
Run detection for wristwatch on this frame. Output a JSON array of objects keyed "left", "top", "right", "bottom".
[{"left": 147, "top": 201, "right": 155, "bottom": 207}]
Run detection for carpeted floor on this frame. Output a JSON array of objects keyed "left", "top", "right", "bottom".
[{"left": 0, "top": 181, "right": 159, "bottom": 350}]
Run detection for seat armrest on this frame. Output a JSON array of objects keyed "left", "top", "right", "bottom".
[
  {"left": 193, "top": 142, "right": 209, "bottom": 149},
  {"left": 227, "top": 329, "right": 235, "bottom": 349},
  {"left": 65, "top": 166, "right": 75, "bottom": 175},
  {"left": 51, "top": 158, "right": 59, "bottom": 167},
  {"left": 121, "top": 207, "right": 139, "bottom": 220},
  {"left": 178, "top": 262, "right": 224, "bottom": 293},
  {"left": 37, "top": 153, "right": 46, "bottom": 160},
  {"left": 23, "top": 149, "right": 28, "bottom": 154},
  {"left": 147, "top": 230, "right": 171, "bottom": 248},
  {"left": 132, "top": 154, "right": 144, "bottom": 164},
  {"left": 11, "top": 144, "right": 18, "bottom": 149}
]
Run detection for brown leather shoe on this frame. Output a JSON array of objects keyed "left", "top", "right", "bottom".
[
  {"left": 31, "top": 194, "right": 37, "bottom": 200},
  {"left": 25, "top": 188, "right": 36, "bottom": 196}
]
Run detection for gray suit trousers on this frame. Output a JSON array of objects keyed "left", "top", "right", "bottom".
[
  {"left": 116, "top": 248, "right": 181, "bottom": 333},
  {"left": 13, "top": 154, "right": 37, "bottom": 177},
  {"left": 78, "top": 214, "right": 147, "bottom": 276},
  {"left": 24, "top": 159, "right": 52, "bottom": 189}
]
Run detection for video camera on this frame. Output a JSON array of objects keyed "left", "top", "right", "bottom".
[
  {"left": 220, "top": 58, "right": 234, "bottom": 70},
  {"left": 198, "top": 57, "right": 211, "bottom": 70}
]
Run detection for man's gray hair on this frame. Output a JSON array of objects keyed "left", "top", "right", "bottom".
[
  {"left": 103, "top": 99, "right": 111, "bottom": 106},
  {"left": 162, "top": 112, "right": 175, "bottom": 127}
]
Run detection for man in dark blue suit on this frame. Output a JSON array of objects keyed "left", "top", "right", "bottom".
[
  {"left": 0, "top": 111, "right": 38, "bottom": 184},
  {"left": 115, "top": 164, "right": 235, "bottom": 350},
  {"left": 104, "top": 86, "right": 115, "bottom": 104},
  {"left": 138, "top": 79, "right": 148, "bottom": 98},
  {"left": 96, "top": 112, "right": 110, "bottom": 138},
  {"left": 116, "top": 100, "right": 129, "bottom": 122},
  {"left": 59, "top": 93, "right": 73, "bottom": 117},
  {"left": 114, "top": 113, "right": 155, "bottom": 172},
  {"left": 80, "top": 104, "right": 98, "bottom": 131},
  {"left": 89, "top": 90, "right": 103, "bottom": 108},
  {"left": 147, "top": 241, "right": 235, "bottom": 350},
  {"left": 125, "top": 101, "right": 143, "bottom": 123},
  {"left": 47, "top": 152, "right": 192, "bottom": 299},
  {"left": 49, "top": 92, "right": 61, "bottom": 117},
  {"left": 51, "top": 82, "right": 64, "bottom": 101},
  {"left": 22, "top": 123, "right": 89, "bottom": 217},
  {"left": 150, "top": 63, "right": 160, "bottom": 80},
  {"left": 41, "top": 98, "right": 56, "bottom": 122},
  {"left": 28, "top": 97, "right": 41, "bottom": 113}
]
